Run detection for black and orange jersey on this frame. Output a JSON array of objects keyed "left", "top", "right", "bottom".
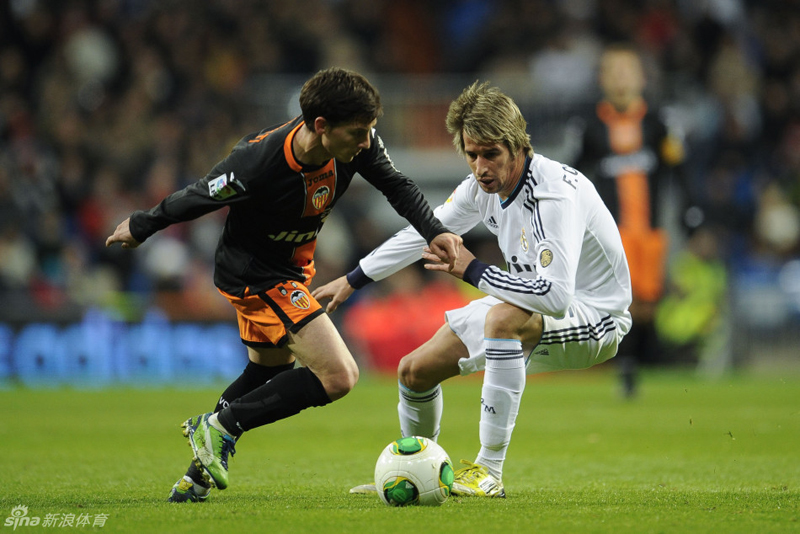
[
  {"left": 574, "top": 97, "right": 685, "bottom": 233},
  {"left": 574, "top": 97, "right": 686, "bottom": 302},
  {"left": 129, "top": 116, "right": 448, "bottom": 297}
]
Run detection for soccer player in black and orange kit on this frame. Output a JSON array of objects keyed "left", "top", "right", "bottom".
[
  {"left": 573, "top": 44, "right": 687, "bottom": 397},
  {"left": 105, "top": 67, "right": 461, "bottom": 502}
]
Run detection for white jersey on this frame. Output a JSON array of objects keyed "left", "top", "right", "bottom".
[{"left": 356, "top": 154, "right": 632, "bottom": 329}]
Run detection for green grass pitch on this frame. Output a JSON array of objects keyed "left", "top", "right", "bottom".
[{"left": 1, "top": 367, "right": 798, "bottom": 533}]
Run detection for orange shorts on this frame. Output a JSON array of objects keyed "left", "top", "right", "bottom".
[
  {"left": 219, "top": 281, "right": 324, "bottom": 348},
  {"left": 619, "top": 227, "right": 668, "bottom": 303}
]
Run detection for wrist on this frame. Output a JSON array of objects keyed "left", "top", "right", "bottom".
[
  {"left": 463, "top": 259, "right": 489, "bottom": 287},
  {"left": 346, "top": 264, "right": 374, "bottom": 290}
]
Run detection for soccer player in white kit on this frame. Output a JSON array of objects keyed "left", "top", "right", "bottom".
[{"left": 313, "top": 82, "right": 632, "bottom": 497}]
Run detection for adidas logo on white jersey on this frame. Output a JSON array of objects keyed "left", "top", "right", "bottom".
[{"left": 486, "top": 216, "right": 498, "bottom": 229}]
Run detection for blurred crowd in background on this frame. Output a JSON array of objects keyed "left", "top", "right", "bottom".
[{"left": 1, "top": 0, "right": 800, "bottom": 371}]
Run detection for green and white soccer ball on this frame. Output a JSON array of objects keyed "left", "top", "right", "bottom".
[{"left": 374, "top": 436, "right": 454, "bottom": 506}]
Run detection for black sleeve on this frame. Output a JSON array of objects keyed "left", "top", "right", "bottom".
[
  {"left": 129, "top": 145, "right": 252, "bottom": 243},
  {"left": 355, "top": 131, "right": 448, "bottom": 243}
]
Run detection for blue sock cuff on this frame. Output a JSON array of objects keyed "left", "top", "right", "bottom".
[
  {"left": 398, "top": 381, "right": 441, "bottom": 398},
  {"left": 485, "top": 338, "right": 524, "bottom": 369}
]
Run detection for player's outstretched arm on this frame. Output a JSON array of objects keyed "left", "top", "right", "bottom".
[
  {"left": 105, "top": 218, "right": 141, "bottom": 249},
  {"left": 312, "top": 275, "right": 355, "bottom": 314},
  {"left": 427, "top": 232, "right": 462, "bottom": 272},
  {"left": 422, "top": 243, "right": 475, "bottom": 280}
]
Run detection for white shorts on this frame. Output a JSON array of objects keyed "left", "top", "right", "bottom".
[{"left": 445, "top": 296, "right": 630, "bottom": 375}]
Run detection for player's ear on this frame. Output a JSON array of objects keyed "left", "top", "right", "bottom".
[{"left": 313, "top": 117, "right": 329, "bottom": 135}]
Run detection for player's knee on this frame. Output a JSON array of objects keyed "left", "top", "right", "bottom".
[
  {"left": 397, "top": 355, "right": 433, "bottom": 392},
  {"left": 321, "top": 360, "right": 359, "bottom": 401},
  {"left": 397, "top": 356, "right": 413, "bottom": 387}
]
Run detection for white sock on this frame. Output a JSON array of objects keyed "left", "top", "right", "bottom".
[
  {"left": 208, "top": 413, "right": 233, "bottom": 436},
  {"left": 397, "top": 382, "right": 443, "bottom": 441},
  {"left": 476, "top": 338, "right": 525, "bottom": 481}
]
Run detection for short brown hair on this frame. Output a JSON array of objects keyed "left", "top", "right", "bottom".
[
  {"left": 446, "top": 81, "right": 532, "bottom": 158},
  {"left": 299, "top": 67, "right": 383, "bottom": 129}
]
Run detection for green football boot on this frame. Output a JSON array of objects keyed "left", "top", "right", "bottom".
[
  {"left": 167, "top": 476, "right": 211, "bottom": 503},
  {"left": 182, "top": 413, "right": 236, "bottom": 490}
]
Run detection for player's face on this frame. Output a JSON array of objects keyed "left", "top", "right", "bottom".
[
  {"left": 322, "top": 119, "right": 376, "bottom": 162},
  {"left": 463, "top": 133, "right": 524, "bottom": 200},
  {"left": 599, "top": 51, "right": 645, "bottom": 110}
]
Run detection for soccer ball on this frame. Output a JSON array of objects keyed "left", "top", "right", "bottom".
[{"left": 374, "top": 436, "right": 454, "bottom": 506}]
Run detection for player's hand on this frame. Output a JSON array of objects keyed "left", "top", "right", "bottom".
[
  {"left": 105, "top": 218, "right": 141, "bottom": 249},
  {"left": 422, "top": 242, "right": 475, "bottom": 280},
  {"left": 428, "top": 232, "right": 462, "bottom": 272},
  {"left": 312, "top": 275, "right": 355, "bottom": 314}
]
